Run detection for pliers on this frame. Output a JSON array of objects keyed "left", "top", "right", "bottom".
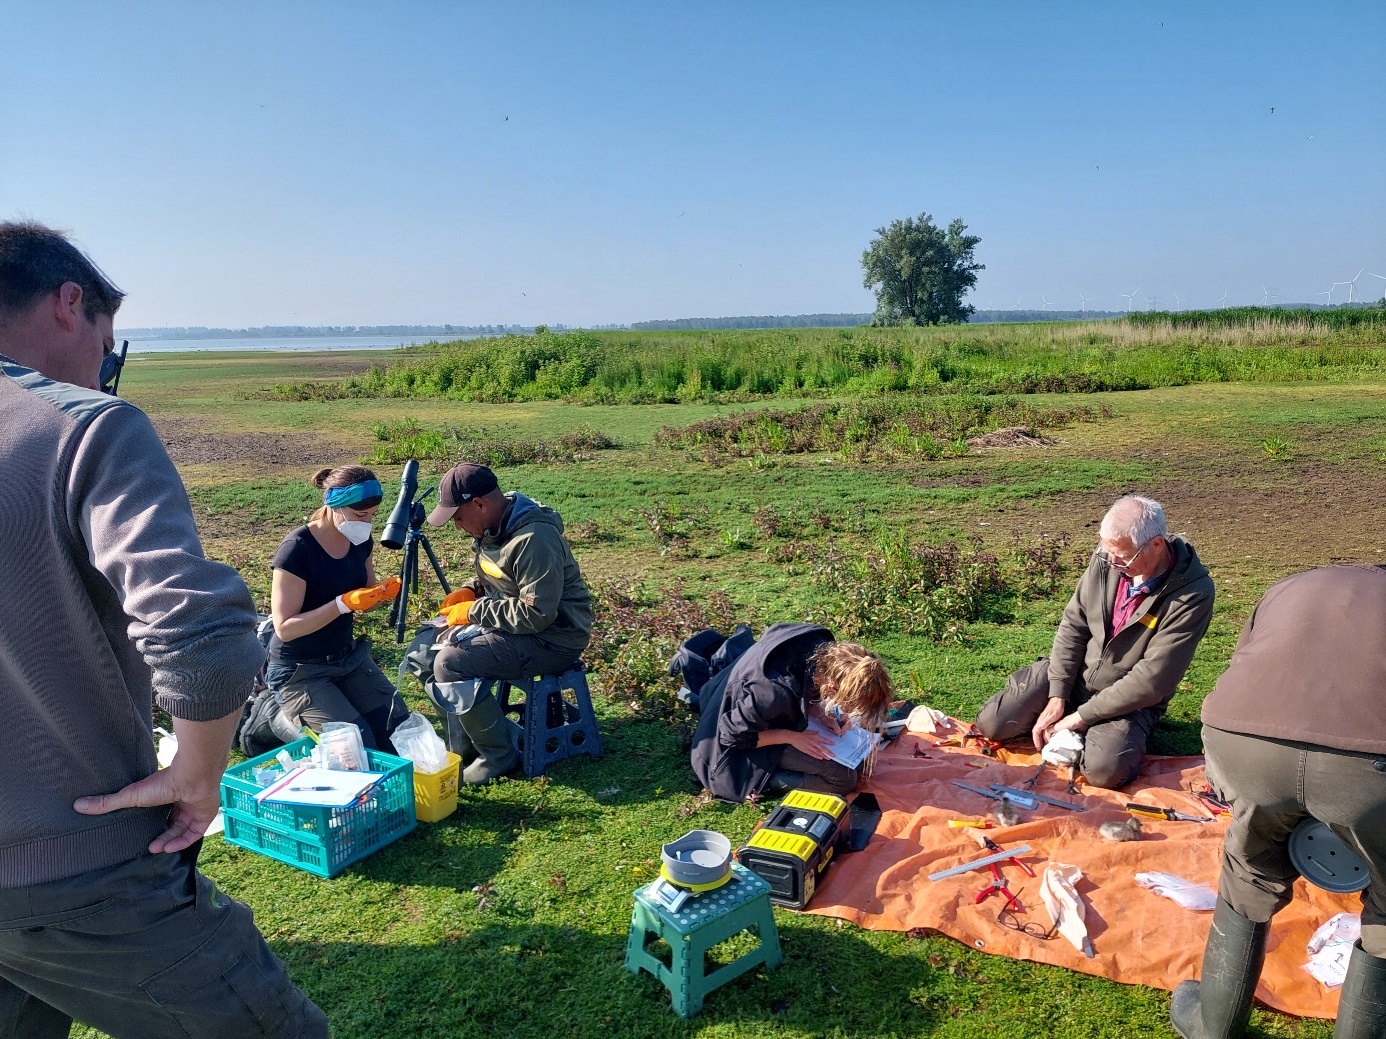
[
  {"left": 974, "top": 861, "right": 1022, "bottom": 912},
  {"left": 1192, "top": 787, "right": 1232, "bottom": 817}
]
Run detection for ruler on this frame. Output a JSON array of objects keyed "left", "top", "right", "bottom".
[
  {"left": 928, "top": 845, "right": 1035, "bottom": 882},
  {"left": 988, "top": 784, "right": 1088, "bottom": 812}
]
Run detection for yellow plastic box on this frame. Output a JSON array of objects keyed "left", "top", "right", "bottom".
[{"left": 414, "top": 752, "right": 461, "bottom": 822}]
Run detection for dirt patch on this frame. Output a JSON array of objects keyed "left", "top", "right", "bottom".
[
  {"left": 154, "top": 418, "right": 346, "bottom": 468},
  {"left": 965, "top": 426, "right": 1056, "bottom": 450},
  {"left": 979, "top": 451, "right": 1386, "bottom": 574}
]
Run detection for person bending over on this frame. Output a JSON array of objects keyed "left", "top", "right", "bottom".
[
  {"left": 1171, "top": 564, "right": 1386, "bottom": 1039},
  {"left": 268, "top": 464, "right": 407, "bottom": 749},
  {"left": 691, "top": 623, "right": 893, "bottom": 803},
  {"left": 425, "top": 463, "right": 592, "bottom": 785},
  {"left": 975, "top": 494, "right": 1214, "bottom": 789}
]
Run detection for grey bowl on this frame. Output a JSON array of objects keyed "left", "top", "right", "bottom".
[
  {"left": 1288, "top": 819, "right": 1369, "bottom": 893},
  {"left": 661, "top": 829, "right": 732, "bottom": 887}
]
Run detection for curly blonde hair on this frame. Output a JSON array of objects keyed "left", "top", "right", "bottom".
[{"left": 809, "top": 640, "right": 894, "bottom": 731}]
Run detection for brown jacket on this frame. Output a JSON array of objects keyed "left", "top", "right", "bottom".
[
  {"left": 1202, "top": 564, "right": 1386, "bottom": 754},
  {"left": 1049, "top": 536, "right": 1215, "bottom": 724}
]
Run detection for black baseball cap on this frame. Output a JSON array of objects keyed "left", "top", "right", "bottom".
[{"left": 426, "top": 463, "right": 500, "bottom": 525}]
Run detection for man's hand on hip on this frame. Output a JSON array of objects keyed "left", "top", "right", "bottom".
[
  {"left": 73, "top": 708, "right": 242, "bottom": 855},
  {"left": 1032, "top": 696, "right": 1069, "bottom": 751}
]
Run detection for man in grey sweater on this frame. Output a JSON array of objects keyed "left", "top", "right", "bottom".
[
  {"left": 0, "top": 223, "right": 327, "bottom": 1038},
  {"left": 976, "top": 495, "right": 1215, "bottom": 788}
]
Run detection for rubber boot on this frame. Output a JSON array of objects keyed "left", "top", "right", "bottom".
[
  {"left": 1334, "top": 941, "right": 1386, "bottom": 1039},
  {"left": 460, "top": 692, "right": 520, "bottom": 785},
  {"left": 428, "top": 679, "right": 480, "bottom": 766},
  {"left": 1170, "top": 898, "right": 1270, "bottom": 1039}
]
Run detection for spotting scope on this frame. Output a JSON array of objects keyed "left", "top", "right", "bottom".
[{"left": 380, "top": 460, "right": 420, "bottom": 551}]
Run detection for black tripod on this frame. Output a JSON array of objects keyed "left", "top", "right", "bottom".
[{"left": 387, "top": 490, "right": 451, "bottom": 643}]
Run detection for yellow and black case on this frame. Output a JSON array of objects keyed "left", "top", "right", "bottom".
[{"left": 736, "top": 789, "right": 849, "bottom": 909}]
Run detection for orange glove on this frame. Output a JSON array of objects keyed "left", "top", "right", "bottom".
[
  {"left": 442, "top": 600, "right": 475, "bottom": 626},
  {"left": 440, "top": 587, "right": 478, "bottom": 610},
  {"left": 337, "top": 576, "right": 402, "bottom": 613}
]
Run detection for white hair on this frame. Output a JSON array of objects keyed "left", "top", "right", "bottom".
[{"left": 1100, "top": 495, "right": 1166, "bottom": 545}]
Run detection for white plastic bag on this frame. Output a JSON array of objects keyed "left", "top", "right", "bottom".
[
  {"left": 1134, "top": 871, "right": 1218, "bottom": 911},
  {"left": 319, "top": 722, "right": 368, "bottom": 771},
  {"left": 1304, "top": 912, "right": 1361, "bottom": 989},
  {"left": 1040, "top": 863, "right": 1093, "bottom": 956},
  {"left": 390, "top": 712, "right": 449, "bottom": 774}
]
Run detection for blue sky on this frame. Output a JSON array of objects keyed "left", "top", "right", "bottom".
[{"left": 2, "top": 2, "right": 1382, "bottom": 327}]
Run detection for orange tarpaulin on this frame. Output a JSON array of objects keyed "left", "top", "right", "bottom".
[{"left": 803, "top": 724, "right": 1360, "bottom": 1019}]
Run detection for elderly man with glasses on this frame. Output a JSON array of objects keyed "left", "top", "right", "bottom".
[{"left": 975, "top": 494, "right": 1215, "bottom": 789}]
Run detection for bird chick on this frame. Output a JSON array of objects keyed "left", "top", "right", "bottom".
[
  {"left": 992, "top": 801, "right": 1020, "bottom": 828},
  {"left": 1099, "top": 817, "right": 1143, "bottom": 842}
]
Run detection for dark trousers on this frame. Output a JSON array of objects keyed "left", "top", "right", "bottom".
[
  {"left": 1203, "top": 724, "right": 1386, "bottom": 957},
  {"left": 0, "top": 843, "right": 327, "bottom": 1039},
  {"left": 975, "top": 657, "right": 1159, "bottom": 789},
  {"left": 269, "top": 638, "right": 407, "bottom": 750},
  {"left": 767, "top": 746, "right": 862, "bottom": 797},
  {"left": 433, "top": 630, "right": 583, "bottom": 684}
]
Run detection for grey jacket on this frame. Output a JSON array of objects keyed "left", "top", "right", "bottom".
[
  {"left": 1048, "top": 536, "right": 1215, "bottom": 725},
  {"left": 0, "top": 355, "right": 263, "bottom": 886},
  {"left": 464, "top": 493, "right": 592, "bottom": 651}
]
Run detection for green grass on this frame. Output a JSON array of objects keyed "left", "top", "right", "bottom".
[
  {"left": 254, "top": 310, "right": 1386, "bottom": 406},
  {"left": 73, "top": 350, "right": 1386, "bottom": 1038}
]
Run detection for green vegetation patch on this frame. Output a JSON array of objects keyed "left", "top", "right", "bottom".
[
  {"left": 654, "top": 395, "right": 1108, "bottom": 459},
  {"left": 255, "top": 309, "right": 1386, "bottom": 407},
  {"left": 365, "top": 420, "right": 617, "bottom": 470}
]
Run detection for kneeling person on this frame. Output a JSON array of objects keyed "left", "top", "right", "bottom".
[
  {"left": 691, "top": 623, "right": 893, "bottom": 803},
  {"left": 976, "top": 495, "right": 1214, "bottom": 789},
  {"left": 426, "top": 463, "right": 592, "bottom": 784}
]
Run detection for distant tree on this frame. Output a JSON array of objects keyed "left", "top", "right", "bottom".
[{"left": 861, "top": 213, "right": 984, "bottom": 326}]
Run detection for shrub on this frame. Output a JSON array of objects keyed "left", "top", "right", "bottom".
[{"left": 364, "top": 420, "right": 617, "bottom": 469}]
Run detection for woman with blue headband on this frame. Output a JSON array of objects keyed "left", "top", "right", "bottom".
[{"left": 266, "top": 464, "right": 408, "bottom": 749}]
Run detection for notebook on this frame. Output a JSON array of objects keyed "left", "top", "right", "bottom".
[{"left": 805, "top": 717, "right": 881, "bottom": 770}]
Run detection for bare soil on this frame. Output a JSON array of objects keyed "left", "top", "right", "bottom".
[{"left": 154, "top": 417, "right": 348, "bottom": 468}]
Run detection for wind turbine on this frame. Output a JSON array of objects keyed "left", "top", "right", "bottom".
[
  {"left": 1120, "top": 286, "right": 1141, "bottom": 312},
  {"left": 1014, "top": 295, "right": 1023, "bottom": 310},
  {"left": 1320, "top": 288, "right": 1334, "bottom": 306},
  {"left": 1040, "top": 294, "right": 1053, "bottom": 311},
  {"left": 1259, "top": 286, "right": 1271, "bottom": 305},
  {"left": 1173, "top": 292, "right": 1185, "bottom": 310},
  {"left": 1369, "top": 273, "right": 1386, "bottom": 301},
  {"left": 1216, "top": 289, "right": 1228, "bottom": 308},
  {"left": 1345, "top": 269, "right": 1364, "bottom": 304},
  {"left": 1078, "top": 292, "right": 1091, "bottom": 313}
]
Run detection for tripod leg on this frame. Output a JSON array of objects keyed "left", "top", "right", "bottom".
[
  {"left": 418, "top": 534, "right": 451, "bottom": 595},
  {"left": 395, "top": 536, "right": 418, "bottom": 643}
]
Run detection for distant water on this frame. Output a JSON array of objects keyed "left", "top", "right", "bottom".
[{"left": 121, "top": 333, "right": 486, "bottom": 355}]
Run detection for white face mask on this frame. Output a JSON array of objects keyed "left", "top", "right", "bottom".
[{"left": 334, "top": 512, "right": 373, "bottom": 545}]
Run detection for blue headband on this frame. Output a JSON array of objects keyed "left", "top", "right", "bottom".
[{"left": 325, "top": 480, "right": 383, "bottom": 508}]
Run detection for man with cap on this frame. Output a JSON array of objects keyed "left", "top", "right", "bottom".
[{"left": 425, "top": 464, "right": 593, "bottom": 784}]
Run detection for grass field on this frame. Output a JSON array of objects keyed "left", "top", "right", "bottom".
[{"left": 79, "top": 331, "right": 1386, "bottom": 1039}]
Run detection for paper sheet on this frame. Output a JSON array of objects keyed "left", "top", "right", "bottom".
[
  {"left": 255, "top": 767, "right": 383, "bottom": 808},
  {"left": 806, "top": 717, "right": 881, "bottom": 769}
]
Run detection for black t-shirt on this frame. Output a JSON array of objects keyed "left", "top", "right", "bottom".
[{"left": 269, "top": 525, "right": 373, "bottom": 663}]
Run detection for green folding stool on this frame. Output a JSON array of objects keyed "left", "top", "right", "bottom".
[{"left": 625, "top": 862, "right": 783, "bottom": 1018}]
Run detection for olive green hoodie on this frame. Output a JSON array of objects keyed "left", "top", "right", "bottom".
[
  {"left": 463, "top": 493, "right": 592, "bottom": 651},
  {"left": 1049, "top": 535, "right": 1215, "bottom": 724}
]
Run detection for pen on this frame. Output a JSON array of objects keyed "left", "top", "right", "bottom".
[{"left": 289, "top": 786, "right": 336, "bottom": 792}]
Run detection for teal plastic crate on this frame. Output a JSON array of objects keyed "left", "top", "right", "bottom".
[{"left": 221, "top": 737, "right": 416, "bottom": 878}]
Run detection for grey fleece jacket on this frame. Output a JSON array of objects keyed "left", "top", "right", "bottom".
[
  {"left": 1048, "top": 535, "right": 1215, "bottom": 725},
  {"left": 0, "top": 355, "right": 263, "bottom": 886},
  {"left": 464, "top": 492, "right": 592, "bottom": 651}
]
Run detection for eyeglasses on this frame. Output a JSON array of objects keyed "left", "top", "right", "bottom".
[
  {"left": 1097, "top": 535, "right": 1159, "bottom": 568},
  {"left": 996, "top": 896, "right": 1059, "bottom": 940}
]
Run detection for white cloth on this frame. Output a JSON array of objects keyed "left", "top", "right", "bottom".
[
  {"left": 1040, "top": 863, "right": 1092, "bottom": 956},
  {"left": 906, "top": 705, "right": 953, "bottom": 734},
  {"left": 1041, "top": 729, "right": 1084, "bottom": 767},
  {"left": 1304, "top": 913, "right": 1361, "bottom": 989},
  {"left": 1134, "top": 871, "right": 1218, "bottom": 911}
]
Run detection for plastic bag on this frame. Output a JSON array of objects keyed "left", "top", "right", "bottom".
[
  {"left": 1040, "top": 863, "right": 1093, "bottom": 956},
  {"left": 906, "top": 705, "right": 953, "bottom": 734},
  {"left": 319, "top": 722, "right": 368, "bottom": 771},
  {"left": 390, "top": 712, "right": 449, "bottom": 775},
  {"left": 1304, "top": 912, "right": 1361, "bottom": 989},
  {"left": 1134, "top": 871, "right": 1218, "bottom": 911}
]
